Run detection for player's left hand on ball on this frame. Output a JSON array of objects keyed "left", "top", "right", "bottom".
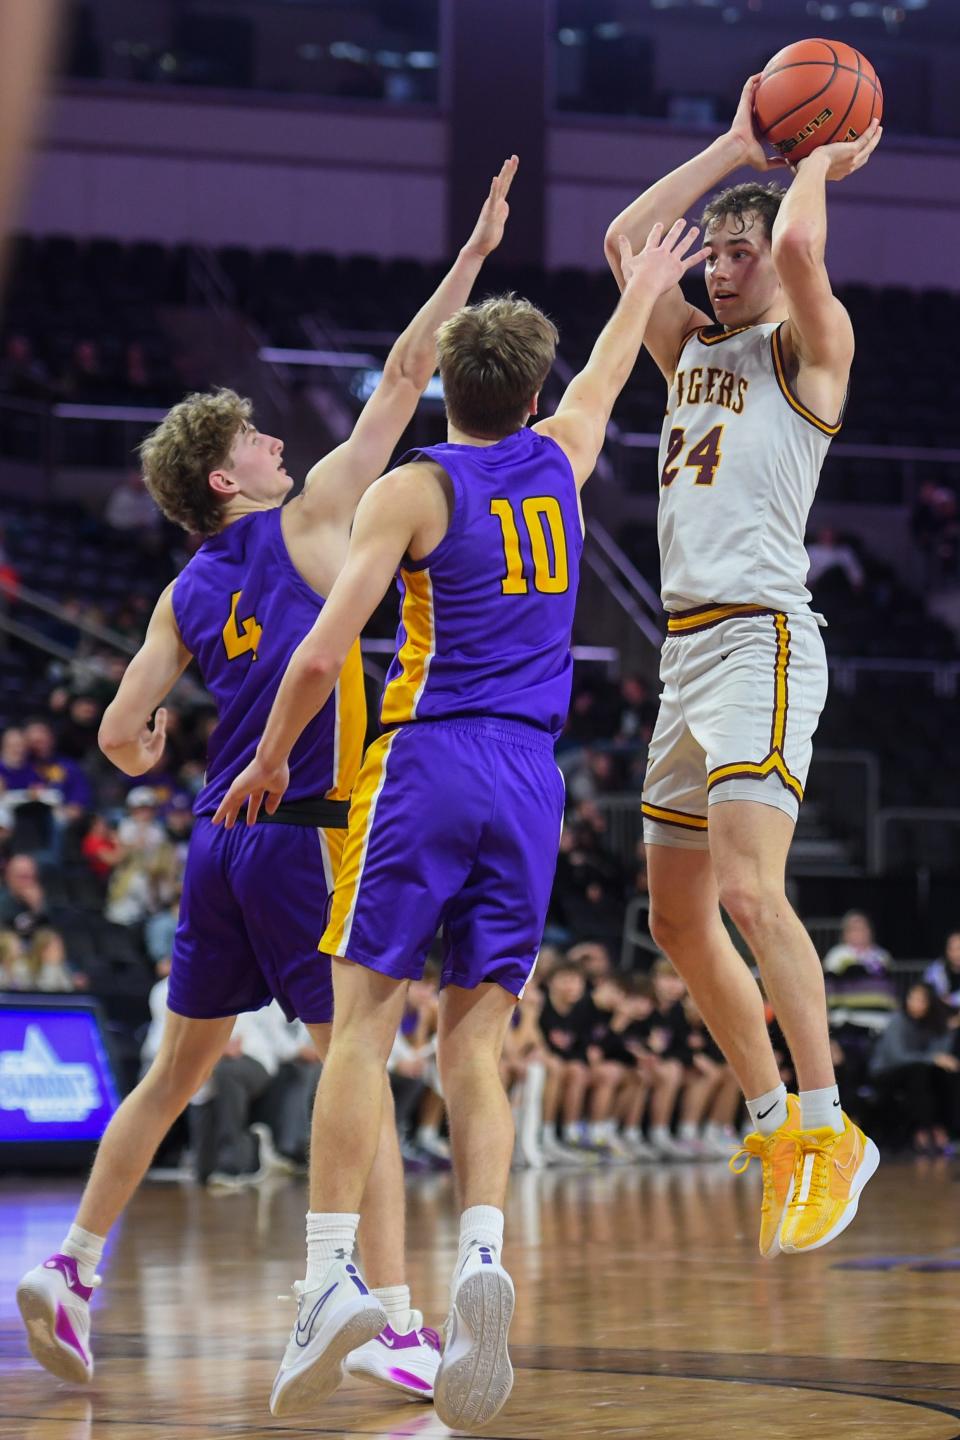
[
  {"left": 212, "top": 754, "right": 289, "bottom": 828},
  {"left": 463, "top": 154, "right": 519, "bottom": 257},
  {"left": 804, "top": 117, "right": 882, "bottom": 181}
]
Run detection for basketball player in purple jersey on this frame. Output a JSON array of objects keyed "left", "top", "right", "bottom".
[
  {"left": 16, "top": 160, "right": 518, "bottom": 1402},
  {"left": 215, "top": 217, "right": 708, "bottom": 1424}
]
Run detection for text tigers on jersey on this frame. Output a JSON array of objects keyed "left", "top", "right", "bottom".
[{"left": 674, "top": 367, "right": 749, "bottom": 414}]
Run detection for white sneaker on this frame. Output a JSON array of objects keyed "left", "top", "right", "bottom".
[
  {"left": 649, "top": 1131, "right": 697, "bottom": 1161},
  {"left": 600, "top": 1133, "right": 637, "bottom": 1165},
  {"left": 17, "top": 1254, "right": 99, "bottom": 1384},
  {"left": 620, "top": 1132, "right": 659, "bottom": 1162},
  {"left": 540, "top": 1132, "right": 596, "bottom": 1167},
  {"left": 702, "top": 1126, "right": 738, "bottom": 1160},
  {"left": 434, "top": 1246, "right": 515, "bottom": 1430},
  {"left": 416, "top": 1131, "right": 452, "bottom": 1164},
  {"left": 270, "top": 1258, "right": 386, "bottom": 1417},
  {"left": 345, "top": 1309, "right": 441, "bottom": 1400}
]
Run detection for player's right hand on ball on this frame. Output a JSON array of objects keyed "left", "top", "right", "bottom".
[
  {"left": 619, "top": 220, "right": 710, "bottom": 298},
  {"left": 212, "top": 753, "right": 290, "bottom": 828},
  {"left": 728, "top": 73, "right": 790, "bottom": 172}
]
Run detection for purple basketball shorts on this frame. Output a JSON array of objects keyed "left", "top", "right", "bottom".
[
  {"left": 320, "top": 717, "right": 565, "bottom": 996},
  {"left": 168, "top": 817, "right": 346, "bottom": 1024}
]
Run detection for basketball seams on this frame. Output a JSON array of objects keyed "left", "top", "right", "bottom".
[
  {"left": 823, "top": 44, "right": 863, "bottom": 146},
  {"left": 755, "top": 38, "right": 880, "bottom": 152},
  {"left": 756, "top": 57, "right": 839, "bottom": 137}
]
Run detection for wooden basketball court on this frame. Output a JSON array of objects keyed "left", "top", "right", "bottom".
[{"left": 2, "top": 1161, "right": 959, "bottom": 1439}]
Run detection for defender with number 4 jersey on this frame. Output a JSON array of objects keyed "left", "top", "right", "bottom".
[
  {"left": 171, "top": 506, "right": 365, "bottom": 1023},
  {"left": 322, "top": 427, "right": 583, "bottom": 996},
  {"left": 642, "top": 319, "right": 839, "bottom": 845}
]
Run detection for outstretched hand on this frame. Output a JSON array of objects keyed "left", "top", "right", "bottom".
[
  {"left": 802, "top": 118, "right": 882, "bottom": 181},
  {"left": 618, "top": 220, "right": 710, "bottom": 299},
  {"left": 211, "top": 753, "right": 290, "bottom": 829},
  {"left": 727, "top": 73, "right": 791, "bottom": 173},
  {"left": 463, "top": 154, "right": 519, "bottom": 258}
]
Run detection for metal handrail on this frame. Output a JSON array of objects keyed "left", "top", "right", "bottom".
[{"left": 808, "top": 748, "right": 881, "bottom": 873}]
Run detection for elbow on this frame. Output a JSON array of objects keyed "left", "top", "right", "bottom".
[
  {"left": 603, "top": 227, "right": 622, "bottom": 271},
  {"left": 772, "top": 225, "right": 822, "bottom": 270},
  {"left": 385, "top": 348, "right": 430, "bottom": 395},
  {"left": 302, "top": 647, "right": 343, "bottom": 689}
]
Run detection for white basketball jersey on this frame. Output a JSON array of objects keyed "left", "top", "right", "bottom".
[{"left": 656, "top": 321, "right": 840, "bottom": 613}]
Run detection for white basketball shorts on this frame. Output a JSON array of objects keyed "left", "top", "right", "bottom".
[{"left": 641, "top": 604, "right": 828, "bottom": 849}]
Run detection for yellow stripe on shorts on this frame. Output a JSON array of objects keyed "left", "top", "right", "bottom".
[
  {"left": 321, "top": 730, "right": 397, "bottom": 956},
  {"left": 641, "top": 802, "right": 708, "bottom": 832},
  {"left": 706, "top": 612, "right": 804, "bottom": 803}
]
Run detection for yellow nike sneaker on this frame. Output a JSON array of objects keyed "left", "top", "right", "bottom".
[
  {"left": 779, "top": 1114, "right": 880, "bottom": 1255},
  {"left": 729, "top": 1094, "right": 801, "bottom": 1259}
]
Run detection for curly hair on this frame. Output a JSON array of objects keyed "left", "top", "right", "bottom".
[
  {"left": 701, "top": 181, "right": 786, "bottom": 242},
  {"left": 138, "top": 387, "right": 251, "bottom": 535},
  {"left": 436, "top": 294, "right": 558, "bottom": 438}
]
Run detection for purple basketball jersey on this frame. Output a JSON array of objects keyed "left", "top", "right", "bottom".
[
  {"left": 172, "top": 508, "right": 365, "bottom": 815},
  {"left": 380, "top": 428, "right": 583, "bottom": 738}
]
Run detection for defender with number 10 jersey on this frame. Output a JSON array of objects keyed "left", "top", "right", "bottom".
[{"left": 322, "top": 426, "right": 583, "bottom": 995}]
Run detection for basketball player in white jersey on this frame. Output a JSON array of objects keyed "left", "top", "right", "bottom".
[{"left": 604, "top": 75, "right": 882, "bottom": 1257}]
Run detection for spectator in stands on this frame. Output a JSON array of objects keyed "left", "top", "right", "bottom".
[
  {"left": 646, "top": 958, "right": 698, "bottom": 1158},
  {"left": 911, "top": 480, "right": 960, "bottom": 586},
  {"left": 104, "top": 469, "right": 163, "bottom": 537},
  {"left": 145, "top": 881, "right": 181, "bottom": 969},
  {"left": 54, "top": 693, "right": 103, "bottom": 760},
  {"left": 538, "top": 960, "right": 627, "bottom": 1158},
  {"left": 106, "top": 841, "right": 180, "bottom": 928},
  {"left": 190, "top": 1004, "right": 298, "bottom": 1187},
  {"left": 81, "top": 813, "right": 124, "bottom": 886},
  {"left": 26, "top": 927, "right": 79, "bottom": 993},
  {"left": 162, "top": 792, "right": 194, "bottom": 858},
  {"left": 24, "top": 718, "right": 93, "bottom": 820},
  {"left": 823, "top": 911, "right": 897, "bottom": 1035},
  {"left": 118, "top": 786, "right": 166, "bottom": 856},
  {"left": 62, "top": 338, "right": 111, "bottom": 402},
  {"left": 805, "top": 525, "right": 865, "bottom": 595},
  {"left": 0, "top": 853, "right": 52, "bottom": 940},
  {"left": 0, "top": 727, "right": 42, "bottom": 796},
  {"left": 869, "top": 983, "right": 960, "bottom": 1154},
  {"left": 615, "top": 674, "right": 657, "bottom": 745},
  {"left": 565, "top": 748, "right": 623, "bottom": 804},
  {"left": 679, "top": 997, "right": 742, "bottom": 1157},
  {"left": 925, "top": 930, "right": 960, "bottom": 1010},
  {"left": 0, "top": 929, "right": 30, "bottom": 989},
  {"left": 500, "top": 978, "right": 563, "bottom": 1168},
  {"left": 562, "top": 680, "right": 619, "bottom": 746},
  {"left": 0, "top": 332, "right": 50, "bottom": 398}
]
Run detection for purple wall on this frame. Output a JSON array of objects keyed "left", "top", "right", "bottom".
[{"left": 18, "top": 88, "right": 960, "bottom": 288}]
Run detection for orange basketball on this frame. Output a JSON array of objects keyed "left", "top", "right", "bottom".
[{"left": 753, "top": 38, "right": 882, "bottom": 164}]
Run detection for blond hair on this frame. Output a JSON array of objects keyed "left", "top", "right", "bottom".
[
  {"left": 436, "top": 294, "right": 557, "bottom": 438},
  {"left": 139, "top": 387, "right": 252, "bottom": 535}
]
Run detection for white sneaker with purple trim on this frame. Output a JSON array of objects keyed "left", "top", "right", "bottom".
[
  {"left": 270, "top": 1258, "right": 386, "bottom": 1417},
  {"left": 434, "top": 1244, "right": 515, "bottom": 1430},
  {"left": 345, "top": 1309, "right": 441, "bottom": 1399},
  {"left": 17, "top": 1253, "right": 99, "bottom": 1384}
]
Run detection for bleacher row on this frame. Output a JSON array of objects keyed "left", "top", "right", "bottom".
[{"left": 5, "top": 235, "right": 960, "bottom": 446}]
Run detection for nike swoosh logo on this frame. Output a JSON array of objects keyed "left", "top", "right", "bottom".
[
  {"left": 295, "top": 1283, "right": 337, "bottom": 1347},
  {"left": 377, "top": 1334, "right": 398, "bottom": 1349},
  {"left": 834, "top": 1145, "right": 862, "bottom": 1183},
  {"left": 756, "top": 1103, "right": 779, "bottom": 1120}
]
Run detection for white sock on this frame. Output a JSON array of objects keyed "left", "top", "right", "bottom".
[
  {"left": 679, "top": 1122, "right": 698, "bottom": 1143},
  {"left": 800, "top": 1085, "right": 844, "bottom": 1134},
  {"left": 562, "top": 1122, "right": 581, "bottom": 1144},
  {"left": 304, "top": 1211, "right": 360, "bottom": 1289},
  {"left": 456, "top": 1205, "right": 504, "bottom": 1273},
  {"left": 61, "top": 1224, "right": 104, "bottom": 1288},
  {"left": 746, "top": 1083, "right": 788, "bottom": 1137},
  {"left": 705, "top": 1123, "right": 728, "bottom": 1142},
  {"left": 650, "top": 1124, "right": 671, "bottom": 1144},
  {"left": 371, "top": 1284, "right": 412, "bottom": 1333},
  {"left": 623, "top": 1126, "right": 641, "bottom": 1143},
  {"left": 417, "top": 1124, "right": 439, "bottom": 1142}
]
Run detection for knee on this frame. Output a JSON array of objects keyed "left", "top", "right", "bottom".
[
  {"left": 716, "top": 875, "right": 783, "bottom": 939},
  {"left": 649, "top": 904, "right": 696, "bottom": 955}
]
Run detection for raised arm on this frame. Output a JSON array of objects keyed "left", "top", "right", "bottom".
[
  {"left": 98, "top": 583, "right": 193, "bottom": 777},
  {"left": 772, "top": 120, "right": 881, "bottom": 422},
  {"left": 603, "top": 76, "right": 786, "bottom": 380},
  {"left": 291, "top": 157, "right": 518, "bottom": 533},
  {"left": 536, "top": 221, "right": 708, "bottom": 488},
  {"left": 213, "top": 465, "right": 438, "bottom": 827}
]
